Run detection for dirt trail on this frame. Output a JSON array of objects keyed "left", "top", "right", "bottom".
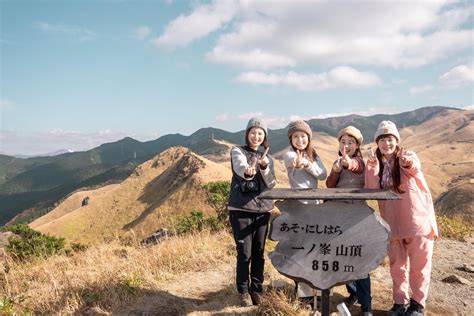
[{"left": 114, "top": 238, "right": 472, "bottom": 315}]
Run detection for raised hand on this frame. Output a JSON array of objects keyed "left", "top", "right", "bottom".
[
  {"left": 244, "top": 166, "right": 256, "bottom": 176},
  {"left": 258, "top": 147, "right": 270, "bottom": 169},
  {"left": 245, "top": 156, "right": 257, "bottom": 176},
  {"left": 340, "top": 153, "right": 351, "bottom": 168},
  {"left": 333, "top": 157, "right": 342, "bottom": 172},
  {"left": 398, "top": 147, "right": 412, "bottom": 167},
  {"left": 292, "top": 150, "right": 305, "bottom": 169},
  {"left": 367, "top": 147, "right": 378, "bottom": 165}
]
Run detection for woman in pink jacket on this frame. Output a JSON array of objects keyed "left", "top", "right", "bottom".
[{"left": 365, "top": 121, "right": 438, "bottom": 316}]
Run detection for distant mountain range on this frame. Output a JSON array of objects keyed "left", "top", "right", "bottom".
[
  {"left": 0, "top": 106, "right": 463, "bottom": 225},
  {"left": 1, "top": 149, "right": 75, "bottom": 159}
]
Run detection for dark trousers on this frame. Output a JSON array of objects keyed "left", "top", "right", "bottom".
[
  {"left": 346, "top": 275, "right": 372, "bottom": 311},
  {"left": 229, "top": 210, "right": 271, "bottom": 294}
]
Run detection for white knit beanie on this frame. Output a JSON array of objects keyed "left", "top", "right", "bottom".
[{"left": 374, "top": 120, "right": 400, "bottom": 142}]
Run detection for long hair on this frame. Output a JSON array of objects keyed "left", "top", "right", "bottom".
[
  {"left": 338, "top": 135, "right": 362, "bottom": 158},
  {"left": 375, "top": 145, "right": 405, "bottom": 193},
  {"left": 290, "top": 139, "right": 318, "bottom": 162},
  {"left": 245, "top": 129, "right": 269, "bottom": 150}
]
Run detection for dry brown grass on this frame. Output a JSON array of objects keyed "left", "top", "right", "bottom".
[{"left": 1, "top": 230, "right": 234, "bottom": 313}]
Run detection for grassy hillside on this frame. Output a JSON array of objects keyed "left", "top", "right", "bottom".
[
  {"left": 30, "top": 147, "right": 232, "bottom": 244},
  {"left": 0, "top": 161, "right": 141, "bottom": 225}
]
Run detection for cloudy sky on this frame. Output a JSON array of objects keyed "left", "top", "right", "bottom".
[{"left": 1, "top": 0, "right": 473, "bottom": 155}]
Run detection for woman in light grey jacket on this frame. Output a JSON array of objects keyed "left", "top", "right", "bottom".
[{"left": 283, "top": 120, "right": 327, "bottom": 306}]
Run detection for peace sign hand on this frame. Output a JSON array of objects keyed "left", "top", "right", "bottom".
[
  {"left": 333, "top": 157, "right": 342, "bottom": 172},
  {"left": 398, "top": 147, "right": 412, "bottom": 167},
  {"left": 340, "top": 154, "right": 351, "bottom": 167},
  {"left": 292, "top": 150, "right": 306, "bottom": 169},
  {"left": 367, "top": 147, "right": 378, "bottom": 165}
]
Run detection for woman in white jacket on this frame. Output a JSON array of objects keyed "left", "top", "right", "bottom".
[{"left": 283, "top": 120, "right": 327, "bottom": 307}]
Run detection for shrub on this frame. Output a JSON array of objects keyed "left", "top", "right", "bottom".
[
  {"left": 0, "top": 295, "right": 14, "bottom": 315},
  {"left": 175, "top": 210, "right": 222, "bottom": 235},
  {"left": 80, "top": 289, "right": 101, "bottom": 305},
  {"left": 70, "top": 242, "right": 89, "bottom": 252},
  {"left": 203, "top": 181, "right": 230, "bottom": 223},
  {"left": 437, "top": 215, "right": 473, "bottom": 242},
  {"left": 1, "top": 224, "right": 65, "bottom": 261},
  {"left": 120, "top": 273, "right": 143, "bottom": 296}
]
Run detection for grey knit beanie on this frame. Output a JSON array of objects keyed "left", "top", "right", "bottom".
[{"left": 246, "top": 117, "right": 268, "bottom": 135}]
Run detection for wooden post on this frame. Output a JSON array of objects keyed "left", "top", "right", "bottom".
[
  {"left": 321, "top": 289, "right": 330, "bottom": 315},
  {"left": 259, "top": 188, "right": 399, "bottom": 316}
]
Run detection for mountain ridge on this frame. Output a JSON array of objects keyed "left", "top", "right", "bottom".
[{"left": 0, "top": 106, "right": 469, "bottom": 225}]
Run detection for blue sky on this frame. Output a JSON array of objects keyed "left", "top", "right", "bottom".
[{"left": 1, "top": 0, "right": 473, "bottom": 155}]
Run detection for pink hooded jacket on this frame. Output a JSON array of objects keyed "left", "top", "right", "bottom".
[{"left": 365, "top": 151, "right": 438, "bottom": 240}]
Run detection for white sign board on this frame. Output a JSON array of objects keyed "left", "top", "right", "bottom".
[{"left": 269, "top": 200, "right": 390, "bottom": 290}]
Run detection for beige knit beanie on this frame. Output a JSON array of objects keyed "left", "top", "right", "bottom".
[{"left": 338, "top": 126, "right": 363, "bottom": 145}]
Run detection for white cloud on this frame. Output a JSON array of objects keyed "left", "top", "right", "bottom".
[
  {"left": 439, "top": 64, "right": 474, "bottom": 88},
  {"left": 151, "top": 0, "right": 237, "bottom": 49},
  {"left": 215, "top": 112, "right": 286, "bottom": 129},
  {"left": 409, "top": 84, "right": 433, "bottom": 95},
  {"left": 393, "top": 79, "right": 406, "bottom": 85},
  {"left": 0, "top": 99, "right": 12, "bottom": 109},
  {"left": 236, "top": 67, "right": 381, "bottom": 91},
  {"left": 35, "top": 22, "right": 97, "bottom": 41},
  {"left": 134, "top": 26, "right": 152, "bottom": 40},
  {"left": 159, "top": 1, "right": 472, "bottom": 69},
  {"left": 463, "top": 104, "right": 474, "bottom": 110},
  {"left": 217, "top": 107, "right": 398, "bottom": 130},
  {"left": 237, "top": 112, "right": 264, "bottom": 120},
  {"left": 216, "top": 114, "right": 230, "bottom": 121},
  {"left": 0, "top": 129, "right": 160, "bottom": 156}
]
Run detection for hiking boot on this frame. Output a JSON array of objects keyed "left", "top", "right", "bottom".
[
  {"left": 405, "top": 298, "right": 424, "bottom": 316},
  {"left": 239, "top": 293, "right": 253, "bottom": 307},
  {"left": 343, "top": 294, "right": 357, "bottom": 306},
  {"left": 250, "top": 292, "right": 262, "bottom": 305},
  {"left": 388, "top": 303, "right": 409, "bottom": 316}
]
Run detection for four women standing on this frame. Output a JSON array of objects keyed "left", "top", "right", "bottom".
[{"left": 228, "top": 118, "right": 436, "bottom": 315}]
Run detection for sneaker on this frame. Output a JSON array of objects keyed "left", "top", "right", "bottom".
[
  {"left": 343, "top": 294, "right": 357, "bottom": 307},
  {"left": 250, "top": 292, "right": 262, "bottom": 305},
  {"left": 239, "top": 293, "right": 253, "bottom": 307},
  {"left": 405, "top": 298, "right": 424, "bottom": 316},
  {"left": 388, "top": 303, "right": 409, "bottom": 316},
  {"left": 362, "top": 312, "right": 373, "bottom": 316}
]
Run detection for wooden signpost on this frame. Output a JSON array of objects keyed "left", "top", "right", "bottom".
[{"left": 259, "top": 188, "right": 400, "bottom": 315}]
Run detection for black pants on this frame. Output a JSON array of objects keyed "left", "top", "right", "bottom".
[
  {"left": 229, "top": 210, "right": 271, "bottom": 294},
  {"left": 346, "top": 275, "right": 372, "bottom": 311}
]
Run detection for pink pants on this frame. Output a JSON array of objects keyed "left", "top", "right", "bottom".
[{"left": 389, "top": 235, "right": 434, "bottom": 307}]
